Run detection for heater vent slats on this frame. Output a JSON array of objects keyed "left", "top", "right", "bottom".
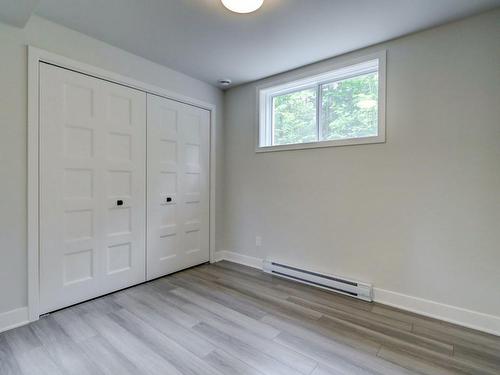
[
  {"left": 271, "top": 262, "right": 358, "bottom": 287},
  {"left": 263, "top": 261, "right": 373, "bottom": 302},
  {"left": 271, "top": 271, "right": 359, "bottom": 297}
]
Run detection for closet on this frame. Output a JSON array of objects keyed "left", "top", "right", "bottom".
[{"left": 39, "top": 62, "right": 210, "bottom": 314}]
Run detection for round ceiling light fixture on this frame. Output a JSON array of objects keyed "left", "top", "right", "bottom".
[{"left": 221, "top": 0, "right": 264, "bottom": 14}]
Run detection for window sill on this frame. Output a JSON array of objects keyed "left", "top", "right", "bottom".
[{"left": 255, "top": 135, "right": 386, "bottom": 153}]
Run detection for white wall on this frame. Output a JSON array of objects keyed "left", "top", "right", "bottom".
[
  {"left": 222, "top": 9, "right": 500, "bottom": 322},
  {"left": 0, "top": 15, "right": 224, "bottom": 315}
]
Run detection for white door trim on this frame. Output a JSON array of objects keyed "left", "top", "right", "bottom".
[{"left": 28, "top": 45, "right": 218, "bottom": 322}]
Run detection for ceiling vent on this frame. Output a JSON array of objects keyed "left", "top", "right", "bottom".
[{"left": 218, "top": 79, "right": 232, "bottom": 87}]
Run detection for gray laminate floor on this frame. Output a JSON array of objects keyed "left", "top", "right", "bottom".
[{"left": 1, "top": 261, "right": 499, "bottom": 375}]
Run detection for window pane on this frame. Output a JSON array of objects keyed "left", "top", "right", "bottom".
[
  {"left": 272, "top": 87, "right": 317, "bottom": 146},
  {"left": 320, "top": 72, "right": 378, "bottom": 141}
]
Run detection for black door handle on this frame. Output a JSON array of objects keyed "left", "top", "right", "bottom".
[{"left": 117, "top": 200, "right": 123, "bottom": 206}]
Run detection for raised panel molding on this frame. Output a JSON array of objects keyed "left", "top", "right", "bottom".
[{"left": 29, "top": 46, "right": 217, "bottom": 321}]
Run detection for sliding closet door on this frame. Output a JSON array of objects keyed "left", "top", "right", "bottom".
[
  {"left": 39, "top": 63, "right": 146, "bottom": 314},
  {"left": 147, "top": 94, "right": 210, "bottom": 279}
]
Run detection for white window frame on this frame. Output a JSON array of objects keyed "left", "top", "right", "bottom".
[{"left": 256, "top": 51, "right": 386, "bottom": 152}]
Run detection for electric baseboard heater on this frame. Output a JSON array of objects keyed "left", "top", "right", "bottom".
[{"left": 263, "top": 260, "right": 373, "bottom": 302}]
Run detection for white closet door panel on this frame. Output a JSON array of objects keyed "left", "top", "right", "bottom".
[
  {"left": 40, "top": 64, "right": 103, "bottom": 313},
  {"left": 147, "top": 95, "right": 183, "bottom": 278},
  {"left": 178, "top": 104, "right": 210, "bottom": 270},
  {"left": 147, "top": 94, "right": 209, "bottom": 280},
  {"left": 39, "top": 63, "right": 146, "bottom": 314},
  {"left": 100, "top": 80, "right": 146, "bottom": 293}
]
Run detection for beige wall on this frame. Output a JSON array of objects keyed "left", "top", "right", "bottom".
[
  {"left": 0, "top": 7, "right": 499, "bottom": 330},
  {"left": 222, "top": 10, "right": 500, "bottom": 318},
  {"left": 0, "top": 15, "right": 224, "bottom": 314}
]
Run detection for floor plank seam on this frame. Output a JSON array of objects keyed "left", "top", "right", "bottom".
[
  {"left": 3, "top": 260, "right": 500, "bottom": 375},
  {"left": 308, "top": 363, "right": 318, "bottom": 375}
]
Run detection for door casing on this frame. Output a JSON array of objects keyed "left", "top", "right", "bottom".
[{"left": 28, "top": 46, "right": 217, "bottom": 322}]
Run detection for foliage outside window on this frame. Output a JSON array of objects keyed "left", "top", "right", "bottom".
[{"left": 258, "top": 54, "right": 385, "bottom": 151}]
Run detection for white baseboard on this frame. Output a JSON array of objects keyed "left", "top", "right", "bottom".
[
  {"left": 373, "top": 288, "right": 500, "bottom": 337},
  {"left": 214, "top": 250, "right": 263, "bottom": 269},
  {"left": 214, "top": 251, "right": 500, "bottom": 337},
  {"left": 0, "top": 307, "right": 29, "bottom": 333}
]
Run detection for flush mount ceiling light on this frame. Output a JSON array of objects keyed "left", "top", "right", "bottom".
[{"left": 221, "top": 0, "right": 264, "bottom": 14}]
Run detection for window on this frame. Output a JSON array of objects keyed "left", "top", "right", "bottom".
[{"left": 257, "top": 52, "right": 386, "bottom": 152}]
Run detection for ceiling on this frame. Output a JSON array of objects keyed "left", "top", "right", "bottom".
[
  {"left": 2, "top": 0, "right": 500, "bottom": 87},
  {"left": 0, "top": 0, "right": 39, "bottom": 27}
]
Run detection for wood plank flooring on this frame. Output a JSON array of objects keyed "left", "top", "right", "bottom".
[{"left": 1, "top": 261, "right": 499, "bottom": 375}]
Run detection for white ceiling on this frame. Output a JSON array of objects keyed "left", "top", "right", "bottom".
[
  {"left": 0, "top": 0, "right": 39, "bottom": 27},
  {"left": 3, "top": 0, "right": 500, "bottom": 87}
]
